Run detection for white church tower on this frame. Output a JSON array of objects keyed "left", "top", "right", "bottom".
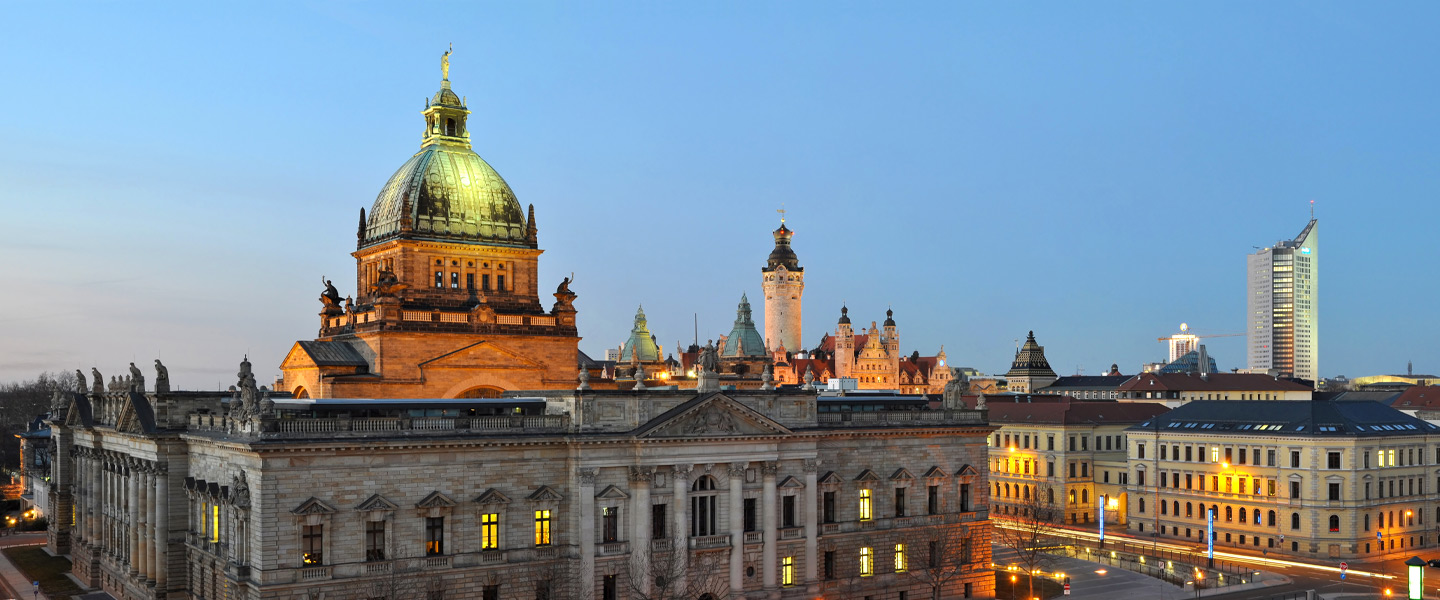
[{"left": 762, "top": 217, "right": 804, "bottom": 354}]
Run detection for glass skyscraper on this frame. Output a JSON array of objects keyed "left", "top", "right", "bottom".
[{"left": 1247, "top": 219, "right": 1318, "bottom": 382}]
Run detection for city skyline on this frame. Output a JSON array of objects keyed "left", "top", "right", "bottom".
[{"left": 5, "top": 3, "right": 1440, "bottom": 388}]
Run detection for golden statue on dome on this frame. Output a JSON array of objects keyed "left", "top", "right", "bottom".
[{"left": 442, "top": 43, "right": 452, "bottom": 81}]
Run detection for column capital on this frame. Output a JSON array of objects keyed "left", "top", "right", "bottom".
[
  {"left": 761, "top": 462, "right": 780, "bottom": 477},
  {"left": 628, "top": 467, "right": 654, "bottom": 483},
  {"left": 727, "top": 462, "right": 749, "bottom": 478},
  {"left": 672, "top": 464, "right": 693, "bottom": 478},
  {"left": 802, "top": 459, "right": 820, "bottom": 474},
  {"left": 577, "top": 469, "right": 598, "bottom": 486}
]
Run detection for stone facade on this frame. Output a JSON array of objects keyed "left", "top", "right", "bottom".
[
  {"left": 48, "top": 381, "right": 996, "bottom": 600},
  {"left": 761, "top": 222, "right": 803, "bottom": 355}
]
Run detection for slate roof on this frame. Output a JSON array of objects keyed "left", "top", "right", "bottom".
[
  {"left": 987, "top": 399, "right": 1169, "bottom": 425},
  {"left": 1117, "top": 372, "right": 1312, "bottom": 393},
  {"left": 1125, "top": 400, "right": 1440, "bottom": 437},
  {"left": 1042, "top": 375, "right": 1132, "bottom": 391},
  {"left": 296, "top": 341, "right": 369, "bottom": 367}
]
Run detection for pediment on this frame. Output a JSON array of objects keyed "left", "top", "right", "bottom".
[
  {"left": 64, "top": 393, "right": 94, "bottom": 428},
  {"left": 634, "top": 393, "right": 792, "bottom": 439},
  {"left": 854, "top": 469, "right": 881, "bottom": 482},
  {"left": 474, "top": 488, "right": 511, "bottom": 505},
  {"left": 778, "top": 476, "right": 804, "bottom": 489},
  {"left": 280, "top": 342, "right": 318, "bottom": 370},
  {"left": 955, "top": 464, "right": 980, "bottom": 478},
  {"left": 292, "top": 497, "right": 336, "bottom": 516},
  {"left": 114, "top": 393, "right": 157, "bottom": 434},
  {"left": 416, "top": 491, "right": 458, "bottom": 509},
  {"left": 595, "top": 484, "right": 630, "bottom": 500},
  {"left": 818, "top": 471, "right": 844, "bottom": 486},
  {"left": 922, "top": 466, "right": 948, "bottom": 479},
  {"left": 419, "top": 341, "right": 547, "bottom": 371},
  {"left": 527, "top": 485, "right": 564, "bottom": 502},
  {"left": 890, "top": 468, "right": 915, "bottom": 481},
  {"left": 354, "top": 494, "right": 398, "bottom": 512}
]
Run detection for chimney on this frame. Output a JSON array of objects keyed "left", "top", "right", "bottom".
[{"left": 1198, "top": 344, "right": 1210, "bottom": 380}]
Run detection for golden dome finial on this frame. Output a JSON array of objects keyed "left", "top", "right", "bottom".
[{"left": 442, "top": 43, "right": 453, "bottom": 81}]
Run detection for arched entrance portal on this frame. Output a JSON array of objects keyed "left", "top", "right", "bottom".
[
  {"left": 292, "top": 386, "right": 310, "bottom": 399},
  {"left": 455, "top": 386, "right": 504, "bottom": 399}
]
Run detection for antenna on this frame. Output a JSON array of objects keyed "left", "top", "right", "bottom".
[
  {"left": 694, "top": 313, "right": 698, "bottom": 348},
  {"left": 1309, "top": 199, "right": 1315, "bottom": 219},
  {"left": 777, "top": 204, "right": 786, "bottom": 224}
]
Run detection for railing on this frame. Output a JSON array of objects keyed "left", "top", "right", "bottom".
[
  {"left": 780, "top": 527, "right": 804, "bottom": 540},
  {"left": 1042, "top": 544, "right": 1251, "bottom": 590},
  {"left": 365, "top": 561, "right": 391, "bottom": 574},
  {"left": 299, "top": 566, "right": 331, "bottom": 581},
  {"left": 816, "top": 410, "right": 986, "bottom": 426},
  {"left": 480, "top": 550, "right": 506, "bottom": 565},
  {"left": 191, "top": 413, "right": 571, "bottom": 438},
  {"left": 650, "top": 539, "right": 673, "bottom": 553},
  {"left": 598, "top": 542, "right": 629, "bottom": 557},
  {"left": 744, "top": 532, "right": 763, "bottom": 544},
  {"left": 691, "top": 535, "right": 730, "bottom": 550},
  {"left": 424, "top": 556, "right": 450, "bottom": 568}
]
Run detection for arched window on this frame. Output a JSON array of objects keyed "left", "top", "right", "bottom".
[
  {"left": 1186, "top": 502, "right": 1193, "bottom": 517},
  {"left": 691, "top": 476, "right": 718, "bottom": 536},
  {"left": 1161, "top": 501, "right": 1167, "bottom": 515},
  {"left": 1081, "top": 489, "right": 1089, "bottom": 503},
  {"left": 1139, "top": 498, "right": 1145, "bottom": 513},
  {"left": 1268, "top": 510, "right": 1277, "bottom": 527},
  {"left": 1329, "top": 515, "right": 1340, "bottom": 532},
  {"left": 1022, "top": 486, "right": 1030, "bottom": 500},
  {"left": 1069, "top": 490, "right": 1076, "bottom": 504},
  {"left": 1225, "top": 506, "right": 1233, "bottom": 522},
  {"left": 1238, "top": 508, "right": 1247, "bottom": 523},
  {"left": 1291, "top": 513, "right": 1301, "bottom": 530},
  {"left": 1047, "top": 488, "right": 1055, "bottom": 504},
  {"left": 1254, "top": 510, "right": 1262, "bottom": 525},
  {"left": 446, "top": 118, "right": 457, "bottom": 136}
]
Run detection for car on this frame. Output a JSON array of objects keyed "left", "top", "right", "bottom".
[{"left": 1428, "top": 558, "right": 1440, "bottom": 568}]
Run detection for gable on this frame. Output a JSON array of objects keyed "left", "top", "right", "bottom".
[
  {"left": 419, "top": 340, "right": 547, "bottom": 371},
  {"left": 280, "top": 342, "right": 320, "bottom": 371},
  {"left": 854, "top": 469, "right": 881, "bottom": 482},
  {"left": 65, "top": 393, "right": 94, "bottom": 428},
  {"left": 292, "top": 497, "right": 336, "bottom": 516},
  {"left": 955, "top": 464, "right": 980, "bottom": 477},
  {"left": 416, "top": 491, "right": 457, "bottom": 509},
  {"left": 634, "top": 393, "right": 793, "bottom": 439},
  {"left": 778, "top": 476, "right": 805, "bottom": 489},
  {"left": 354, "top": 494, "right": 398, "bottom": 512},
  {"left": 818, "top": 471, "right": 844, "bottom": 486},
  {"left": 595, "top": 484, "right": 630, "bottom": 500},
  {"left": 890, "top": 468, "right": 914, "bottom": 481},
  {"left": 474, "top": 488, "right": 511, "bottom": 505},
  {"left": 922, "top": 466, "right": 948, "bottom": 479},
  {"left": 527, "top": 485, "right": 564, "bottom": 502}
]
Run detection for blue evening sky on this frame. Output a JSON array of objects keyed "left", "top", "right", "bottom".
[{"left": 2, "top": 2, "right": 1436, "bottom": 388}]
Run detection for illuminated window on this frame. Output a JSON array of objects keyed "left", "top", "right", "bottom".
[
  {"left": 302, "top": 524, "right": 323, "bottom": 565},
  {"left": 535, "top": 510, "right": 552, "bottom": 546},
  {"left": 859, "top": 547, "right": 874, "bottom": 576},
  {"left": 434, "top": 271, "right": 444, "bottom": 288},
  {"left": 894, "top": 543, "right": 908, "bottom": 572},
  {"left": 450, "top": 272, "right": 459, "bottom": 288},
  {"left": 782, "top": 556, "right": 794, "bottom": 586},
  {"left": 481, "top": 513, "right": 499, "bottom": 550},
  {"left": 211, "top": 504, "right": 220, "bottom": 542},
  {"left": 425, "top": 517, "right": 444, "bottom": 556},
  {"left": 859, "top": 489, "right": 872, "bottom": 521},
  {"left": 1211, "top": 447, "right": 1220, "bottom": 463}
]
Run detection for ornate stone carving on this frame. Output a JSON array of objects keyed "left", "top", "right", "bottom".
[
  {"left": 628, "top": 467, "right": 654, "bottom": 483},
  {"left": 761, "top": 463, "right": 780, "bottom": 477},
  {"left": 727, "top": 462, "right": 748, "bottom": 478},
  {"left": 230, "top": 357, "right": 259, "bottom": 420},
  {"left": 154, "top": 359, "right": 170, "bottom": 393},
  {"left": 231, "top": 472, "right": 251, "bottom": 509},
  {"left": 128, "top": 362, "right": 145, "bottom": 392},
  {"left": 74, "top": 369, "right": 86, "bottom": 394},
  {"left": 577, "top": 367, "right": 591, "bottom": 391},
  {"left": 975, "top": 392, "right": 987, "bottom": 410},
  {"left": 760, "top": 362, "right": 775, "bottom": 391},
  {"left": 802, "top": 460, "right": 820, "bottom": 473},
  {"left": 577, "top": 469, "right": 598, "bottom": 486},
  {"left": 698, "top": 340, "right": 719, "bottom": 374},
  {"left": 801, "top": 366, "right": 816, "bottom": 390},
  {"left": 685, "top": 407, "right": 738, "bottom": 435},
  {"left": 90, "top": 368, "right": 103, "bottom": 396}
]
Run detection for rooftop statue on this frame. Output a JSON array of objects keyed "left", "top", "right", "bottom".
[
  {"left": 699, "top": 340, "right": 720, "bottom": 374},
  {"left": 75, "top": 369, "right": 87, "bottom": 394},
  {"left": 91, "top": 368, "right": 103, "bottom": 395},
  {"left": 441, "top": 44, "right": 452, "bottom": 81},
  {"left": 154, "top": 359, "right": 170, "bottom": 393},
  {"left": 129, "top": 362, "right": 145, "bottom": 392}
]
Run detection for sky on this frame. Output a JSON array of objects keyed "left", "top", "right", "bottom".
[{"left": 2, "top": 2, "right": 1438, "bottom": 390}]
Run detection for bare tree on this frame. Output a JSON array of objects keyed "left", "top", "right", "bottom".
[
  {"left": 625, "top": 546, "right": 730, "bottom": 600},
  {"left": 904, "top": 523, "right": 978, "bottom": 600},
  {"left": 991, "top": 483, "right": 1061, "bottom": 600},
  {"left": 361, "top": 557, "right": 448, "bottom": 600},
  {"left": 0, "top": 371, "right": 75, "bottom": 469},
  {"left": 533, "top": 555, "right": 592, "bottom": 600}
]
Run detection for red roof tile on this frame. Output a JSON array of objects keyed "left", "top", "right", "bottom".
[{"left": 1390, "top": 385, "right": 1440, "bottom": 409}]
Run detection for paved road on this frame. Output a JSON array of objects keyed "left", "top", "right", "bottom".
[
  {"left": 0, "top": 532, "right": 49, "bottom": 600},
  {"left": 992, "top": 546, "right": 1197, "bottom": 600}
]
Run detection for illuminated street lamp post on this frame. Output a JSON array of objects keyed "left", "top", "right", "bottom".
[
  {"left": 1405, "top": 556, "right": 1424, "bottom": 600},
  {"left": 1194, "top": 569, "right": 1204, "bottom": 600}
]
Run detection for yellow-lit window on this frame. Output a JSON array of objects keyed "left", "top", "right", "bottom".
[
  {"left": 859, "top": 489, "right": 872, "bottom": 521},
  {"left": 1388, "top": 450, "right": 1396, "bottom": 467},
  {"left": 212, "top": 505, "right": 220, "bottom": 542},
  {"left": 894, "top": 543, "right": 907, "bottom": 572},
  {"left": 535, "top": 510, "right": 552, "bottom": 546},
  {"left": 860, "top": 547, "right": 874, "bottom": 577},
  {"left": 782, "top": 556, "right": 794, "bottom": 586},
  {"left": 1211, "top": 447, "right": 1220, "bottom": 463},
  {"left": 481, "top": 513, "right": 500, "bottom": 550},
  {"left": 199, "top": 503, "right": 207, "bottom": 538}
]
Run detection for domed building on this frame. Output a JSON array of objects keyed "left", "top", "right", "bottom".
[{"left": 280, "top": 59, "right": 580, "bottom": 398}]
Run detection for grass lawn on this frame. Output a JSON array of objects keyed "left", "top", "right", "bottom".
[
  {"left": 994, "top": 571, "right": 1067, "bottom": 600},
  {"left": 2, "top": 545, "right": 84, "bottom": 598}
]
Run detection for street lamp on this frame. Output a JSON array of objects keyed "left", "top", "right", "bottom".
[
  {"left": 1010, "top": 574, "right": 1017, "bottom": 600},
  {"left": 1194, "top": 569, "right": 1204, "bottom": 600},
  {"left": 1405, "top": 556, "right": 1424, "bottom": 600}
]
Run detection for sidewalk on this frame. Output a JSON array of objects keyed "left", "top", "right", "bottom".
[
  {"left": 0, "top": 533, "right": 49, "bottom": 600},
  {"left": 994, "top": 544, "right": 1292, "bottom": 600}
]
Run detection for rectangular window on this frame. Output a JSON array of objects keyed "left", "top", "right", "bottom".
[
  {"left": 928, "top": 485, "right": 940, "bottom": 515},
  {"left": 1160, "top": 472, "right": 1167, "bottom": 488},
  {"left": 744, "top": 498, "right": 758, "bottom": 532},
  {"left": 1070, "top": 436, "right": 1077, "bottom": 452},
  {"left": 1047, "top": 435, "right": 1055, "bottom": 451},
  {"left": 366, "top": 520, "right": 386, "bottom": 561},
  {"left": 1047, "top": 462, "right": 1055, "bottom": 477},
  {"left": 1328, "top": 452, "right": 1341, "bottom": 469},
  {"left": 434, "top": 271, "right": 444, "bottom": 288},
  {"left": 959, "top": 484, "right": 971, "bottom": 512},
  {"left": 651, "top": 504, "right": 667, "bottom": 539},
  {"left": 425, "top": 517, "right": 445, "bottom": 556},
  {"left": 482, "top": 274, "right": 491, "bottom": 291},
  {"left": 1137, "top": 443, "right": 1144, "bottom": 459},
  {"left": 1268, "top": 449, "right": 1276, "bottom": 467},
  {"left": 894, "top": 488, "right": 906, "bottom": 517},
  {"left": 602, "top": 507, "right": 619, "bottom": 543},
  {"left": 466, "top": 273, "right": 475, "bottom": 290},
  {"left": 1161, "top": 445, "right": 1167, "bottom": 461},
  {"left": 1238, "top": 448, "right": 1247, "bottom": 465},
  {"left": 1069, "top": 462, "right": 1076, "bottom": 478},
  {"left": 860, "top": 547, "right": 874, "bottom": 576},
  {"left": 535, "top": 510, "right": 552, "bottom": 546},
  {"left": 481, "top": 513, "right": 500, "bottom": 550},
  {"left": 823, "top": 491, "right": 836, "bottom": 523},
  {"left": 497, "top": 275, "right": 506, "bottom": 291},
  {"left": 859, "top": 490, "right": 872, "bottom": 521},
  {"left": 1081, "top": 462, "right": 1088, "bottom": 478},
  {"left": 302, "top": 524, "right": 323, "bottom": 565},
  {"left": 484, "top": 585, "right": 499, "bottom": 600},
  {"left": 1082, "top": 437, "right": 1088, "bottom": 451},
  {"left": 894, "top": 543, "right": 908, "bottom": 572},
  {"left": 824, "top": 551, "right": 836, "bottom": 579},
  {"left": 1290, "top": 481, "right": 1301, "bottom": 499},
  {"left": 1291, "top": 450, "right": 1301, "bottom": 468},
  {"left": 603, "top": 575, "right": 616, "bottom": 600},
  {"left": 1328, "top": 483, "right": 1340, "bottom": 501},
  {"left": 1225, "top": 448, "right": 1233, "bottom": 464},
  {"left": 783, "top": 495, "right": 797, "bottom": 529},
  {"left": 1186, "top": 446, "right": 1193, "bottom": 462},
  {"left": 212, "top": 504, "right": 220, "bottom": 542},
  {"left": 1268, "top": 480, "right": 1276, "bottom": 497},
  {"left": 1212, "top": 447, "right": 1220, "bottom": 463},
  {"left": 782, "top": 556, "right": 795, "bottom": 586},
  {"left": 450, "top": 272, "right": 459, "bottom": 288}
]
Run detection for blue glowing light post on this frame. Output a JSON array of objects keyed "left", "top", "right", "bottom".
[
  {"left": 1098, "top": 495, "right": 1105, "bottom": 547},
  {"left": 1206, "top": 508, "right": 1215, "bottom": 568}
]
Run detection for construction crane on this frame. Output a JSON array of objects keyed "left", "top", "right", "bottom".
[
  {"left": 1156, "top": 323, "right": 1243, "bottom": 343},
  {"left": 1157, "top": 323, "right": 1243, "bottom": 364}
]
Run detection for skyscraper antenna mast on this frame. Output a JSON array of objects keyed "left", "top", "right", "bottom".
[{"left": 1310, "top": 199, "right": 1315, "bottom": 219}]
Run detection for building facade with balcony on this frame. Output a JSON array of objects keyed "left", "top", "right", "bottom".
[
  {"left": 1124, "top": 399, "right": 1440, "bottom": 559},
  {"left": 983, "top": 398, "right": 1169, "bottom": 527},
  {"left": 46, "top": 365, "right": 995, "bottom": 600}
]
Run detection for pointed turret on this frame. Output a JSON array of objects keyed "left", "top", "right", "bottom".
[
  {"left": 620, "top": 305, "right": 661, "bottom": 362},
  {"left": 1005, "top": 330, "right": 1058, "bottom": 393}
]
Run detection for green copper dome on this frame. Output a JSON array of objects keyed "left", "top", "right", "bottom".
[
  {"left": 720, "top": 293, "right": 765, "bottom": 358},
  {"left": 360, "top": 72, "right": 534, "bottom": 249}
]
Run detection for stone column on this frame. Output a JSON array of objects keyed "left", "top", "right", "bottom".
[
  {"left": 136, "top": 466, "right": 149, "bottom": 580},
  {"left": 761, "top": 462, "right": 779, "bottom": 592},
  {"left": 91, "top": 452, "right": 102, "bottom": 545},
  {"left": 154, "top": 465, "right": 168, "bottom": 589},
  {"left": 671, "top": 465, "right": 692, "bottom": 597},
  {"left": 71, "top": 450, "right": 84, "bottom": 546},
  {"left": 578, "top": 469, "right": 597, "bottom": 600},
  {"left": 128, "top": 461, "right": 139, "bottom": 575},
  {"left": 727, "top": 463, "right": 747, "bottom": 594},
  {"left": 629, "top": 467, "right": 653, "bottom": 597},
  {"left": 803, "top": 460, "right": 820, "bottom": 591}
]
